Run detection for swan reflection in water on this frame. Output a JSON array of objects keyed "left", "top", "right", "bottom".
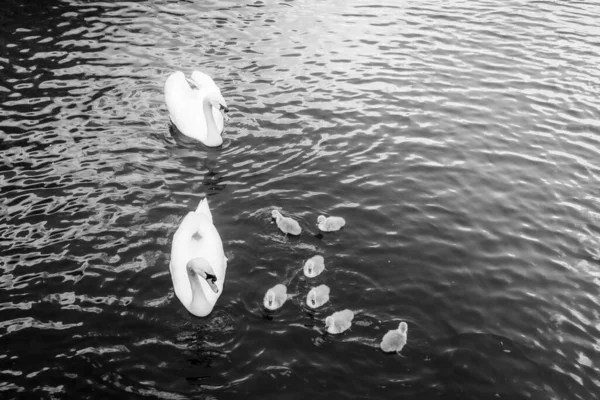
[{"left": 168, "top": 125, "right": 229, "bottom": 194}]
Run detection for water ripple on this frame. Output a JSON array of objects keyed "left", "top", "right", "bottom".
[{"left": 1, "top": 0, "right": 600, "bottom": 398}]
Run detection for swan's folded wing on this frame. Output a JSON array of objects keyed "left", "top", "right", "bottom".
[
  {"left": 165, "top": 74, "right": 208, "bottom": 138},
  {"left": 171, "top": 93, "right": 207, "bottom": 137},
  {"left": 173, "top": 211, "right": 210, "bottom": 240}
]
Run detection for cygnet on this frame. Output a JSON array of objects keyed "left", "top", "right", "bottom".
[
  {"left": 317, "top": 215, "right": 345, "bottom": 232},
  {"left": 380, "top": 322, "right": 408, "bottom": 353},
  {"left": 303, "top": 255, "right": 325, "bottom": 278},
  {"left": 272, "top": 209, "right": 301, "bottom": 235},
  {"left": 264, "top": 284, "right": 287, "bottom": 310},
  {"left": 324, "top": 309, "right": 354, "bottom": 334},
  {"left": 306, "top": 284, "right": 330, "bottom": 309}
]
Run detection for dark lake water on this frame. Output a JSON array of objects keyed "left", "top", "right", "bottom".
[{"left": 2, "top": 0, "right": 600, "bottom": 398}]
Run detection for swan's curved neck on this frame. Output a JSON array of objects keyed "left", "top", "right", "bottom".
[
  {"left": 187, "top": 259, "right": 212, "bottom": 316},
  {"left": 202, "top": 97, "right": 222, "bottom": 147}
]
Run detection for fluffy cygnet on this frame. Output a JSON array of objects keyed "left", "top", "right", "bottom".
[
  {"left": 272, "top": 209, "right": 301, "bottom": 235},
  {"left": 306, "top": 284, "right": 330, "bottom": 309},
  {"left": 263, "top": 284, "right": 287, "bottom": 310},
  {"left": 380, "top": 322, "right": 408, "bottom": 353},
  {"left": 317, "top": 215, "right": 346, "bottom": 232},
  {"left": 324, "top": 309, "right": 354, "bottom": 334},
  {"left": 303, "top": 255, "right": 325, "bottom": 278}
]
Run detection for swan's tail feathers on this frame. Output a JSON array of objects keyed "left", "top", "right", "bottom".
[{"left": 195, "top": 198, "right": 213, "bottom": 223}]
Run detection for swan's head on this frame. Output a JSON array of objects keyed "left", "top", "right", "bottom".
[
  {"left": 208, "top": 92, "right": 229, "bottom": 113},
  {"left": 204, "top": 272, "right": 219, "bottom": 293},
  {"left": 204, "top": 90, "right": 229, "bottom": 115},
  {"left": 317, "top": 215, "right": 326, "bottom": 225},
  {"left": 398, "top": 322, "right": 407, "bottom": 334},
  {"left": 187, "top": 258, "right": 219, "bottom": 293},
  {"left": 271, "top": 209, "right": 282, "bottom": 219},
  {"left": 190, "top": 71, "right": 229, "bottom": 116}
]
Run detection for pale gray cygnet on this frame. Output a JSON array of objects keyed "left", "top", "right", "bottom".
[
  {"left": 317, "top": 215, "right": 345, "bottom": 232},
  {"left": 306, "top": 284, "right": 330, "bottom": 309},
  {"left": 272, "top": 209, "right": 301, "bottom": 235},
  {"left": 303, "top": 255, "right": 325, "bottom": 278},
  {"left": 380, "top": 321, "right": 408, "bottom": 353},
  {"left": 264, "top": 283, "right": 287, "bottom": 310},
  {"left": 325, "top": 309, "right": 354, "bottom": 334}
]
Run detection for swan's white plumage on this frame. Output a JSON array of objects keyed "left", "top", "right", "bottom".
[
  {"left": 380, "top": 322, "right": 408, "bottom": 353},
  {"left": 317, "top": 215, "right": 346, "bottom": 232},
  {"left": 271, "top": 209, "right": 302, "bottom": 235},
  {"left": 164, "top": 70, "right": 227, "bottom": 146},
  {"left": 191, "top": 70, "right": 222, "bottom": 95},
  {"left": 264, "top": 284, "right": 287, "bottom": 310},
  {"left": 303, "top": 255, "right": 325, "bottom": 278},
  {"left": 325, "top": 309, "right": 354, "bottom": 334},
  {"left": 306, "top": 284, "right": 330, "bottom": 308},
  {"left": 169, "top": 198, "right": 227, "bottom": 317},
  {"left": 190, "top": 70, "right": 225, "bottom": 128}
]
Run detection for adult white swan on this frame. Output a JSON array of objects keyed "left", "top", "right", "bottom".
[
  {"left": 164, "top": 70, "right": 229, "bottom": 147},
  {"left": 169, "top": 198, "right": 228, "bottom": 317}
]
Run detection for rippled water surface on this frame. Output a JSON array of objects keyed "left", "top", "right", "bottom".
[{"left": 2, "top": 0, "right": 600, "bottom": 398}]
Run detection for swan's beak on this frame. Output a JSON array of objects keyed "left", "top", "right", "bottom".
[
  {"left": 219, "top": 104, "right": 230, "bottom": 122},
  {"left": 207, "top": 279, "right": 218, "bottom": 293},
  {"left": 205, "top": 273, "right": 218, "bottom": 293}
]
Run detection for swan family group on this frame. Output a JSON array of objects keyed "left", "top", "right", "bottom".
[{"left": 165, "top": 70, "right": 407, "bottom": 354}]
